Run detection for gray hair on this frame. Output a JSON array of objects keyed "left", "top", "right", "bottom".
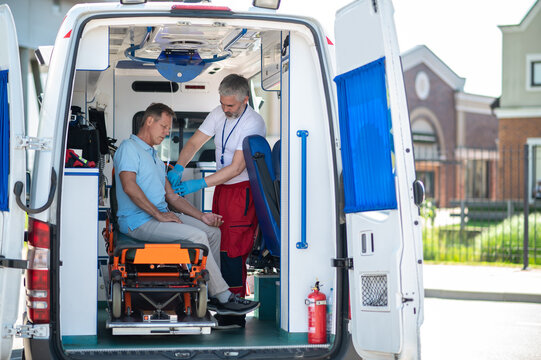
[
  {"left": 218, "top": 74, "right": 250, "bottom": 102},
  {"left": 138, "top": 103, "right": 175, "bottom": 132}
]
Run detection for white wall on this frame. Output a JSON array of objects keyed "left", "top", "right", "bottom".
[{"left": 285, "top": 30, "right": 337, "bottom": 333}]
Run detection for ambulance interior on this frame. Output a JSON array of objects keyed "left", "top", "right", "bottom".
[{"left": 58, "top": 15, "right": 338, "bottom": 353}]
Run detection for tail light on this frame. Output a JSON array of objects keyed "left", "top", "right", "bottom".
[{"left": 26, "top": 218, "right": 50, "bottom": 324}]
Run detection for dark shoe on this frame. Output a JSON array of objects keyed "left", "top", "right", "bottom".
[
  {"left": 214, "top": 314, "right": 246, "bottom": 329},
  {"left": 208, "top": 294, "right": 259, "bottom": 316}
]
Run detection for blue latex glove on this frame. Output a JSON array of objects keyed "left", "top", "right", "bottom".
[
  {"left": 174, "top": 178, "right": 207, "bottom": 196},
  {"left": 167, "top": 164, "right": 184, "bottom": 189}
]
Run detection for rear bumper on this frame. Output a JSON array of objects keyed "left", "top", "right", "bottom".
[
  {"left": 23, "top": 336, "right": 51, "bottom": 360},
  {"left": 22, "top": 313, "right": 53, "bottom": 360}
]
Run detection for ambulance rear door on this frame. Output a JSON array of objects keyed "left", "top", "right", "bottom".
[
  {"left": 0, "top": 4, "right": 28, "bottom": 360},
  {"left": 333, "top": 0, "right": 424, "bottom": 359}
]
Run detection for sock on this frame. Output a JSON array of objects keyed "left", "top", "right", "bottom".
[{"left": 215, "top": 290, "right": 233, "bottom": 304}]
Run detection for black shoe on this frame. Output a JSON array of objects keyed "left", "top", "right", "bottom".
[
  {"left": 214, "top": 314, "right": 246, "bottom": 329},
  {"left": 208, "top": 294, "right": 259, "bottom": 316}
]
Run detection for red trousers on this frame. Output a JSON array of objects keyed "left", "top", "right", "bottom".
[{"left": 212, "top": 181, "right": 258, "bottom": 296}]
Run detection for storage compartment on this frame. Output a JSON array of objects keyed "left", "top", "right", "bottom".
[{"left": 59, "top": 168, "right": 99, "bottom": 340}]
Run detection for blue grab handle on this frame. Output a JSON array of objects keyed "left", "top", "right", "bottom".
[{"left": 296, "top": 130, "right": 309, "bottom": 249}]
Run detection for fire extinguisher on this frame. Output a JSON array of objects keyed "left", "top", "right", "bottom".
[{"left": 306, "top": 281, "right": 327, "bottom": 344}]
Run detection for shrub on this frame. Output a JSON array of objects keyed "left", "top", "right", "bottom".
[
  {"left": 420, "top": 198, "right": 436, "bottom": 226},
  {"left": 473, "top": 212, "right": 541, "bottom": 264}
]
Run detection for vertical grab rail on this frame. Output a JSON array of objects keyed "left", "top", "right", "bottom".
[{"left": 296, "top": 130, "right": 309, "bottom": 249}]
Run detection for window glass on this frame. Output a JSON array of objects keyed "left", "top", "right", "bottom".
[
  {"left": 533, "top": 145, "right": 541, "bottom": 199},
  {"left": 416, "top": 171, "right": 434, "bottom": 198},
  {"left": 249, "top": 73, "right": 280, "bottom": 147},
  {"left": 466, "top": 160, "right": 489, "bottom": 199},
  {"left": 132, "top": 111, "right": 214, "bottom": 163},
  {"left": 412, "top": 118, "right": 439, "bottom": 160},
  {"left": 532, "top": 61, "right": 541, "bottom": 87}
]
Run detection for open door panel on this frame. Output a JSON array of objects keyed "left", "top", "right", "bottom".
[
  {"left": 0, "top": 4, "right": 28, "bottom": 360},
  {"left": 334, "top": 0, "right": 423, "bottom": 358}
]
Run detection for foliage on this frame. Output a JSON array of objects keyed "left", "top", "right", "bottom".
[
  {"left": 473, "top": 212, "right": 541, "bottom": 263},
  {"left": 420, "top": 198, "right": 436, "bottom": 225},
  {"left": 422, "top": 211, "right": 541, "bottom": 265}
]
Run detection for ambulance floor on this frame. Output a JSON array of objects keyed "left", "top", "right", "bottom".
[{"left": 61, "top": 305, "right": 331, "bottom": 352}]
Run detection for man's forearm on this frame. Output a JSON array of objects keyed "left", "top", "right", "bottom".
[
  {"left": 178, "top": 141, "right": 198, "bottom": 168},
  {"left": 203, "top": 164, "right": 244, "bottom": 187},
  {"left": 166, "top": 192, "right": 203, "bottom": 220}
]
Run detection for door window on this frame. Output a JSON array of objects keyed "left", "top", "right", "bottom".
[{"left": 131, "top": 111, "right": 214, "bottom": 163}]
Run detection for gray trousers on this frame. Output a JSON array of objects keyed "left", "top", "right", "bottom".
[{"left": 128, "top": 212, "right": 229, "bottom": 297}]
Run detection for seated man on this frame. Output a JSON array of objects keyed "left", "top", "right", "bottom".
[{"left": 114, "top": 102, "right": 259, "bottom": 316}]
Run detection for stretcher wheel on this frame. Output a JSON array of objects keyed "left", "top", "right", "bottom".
[
  {"left": 196, "top": 282, "right": 207, "bottom": 318},
  {"left": 112, "top": 282, "right": 122, "bottom": 318}
]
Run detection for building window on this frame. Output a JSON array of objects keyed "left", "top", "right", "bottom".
[
  {"left": 531, "top": 61, "right": 541, "bottom": 87},
  {"left": 412, "top": 118, "right": 439, "bottom": 160},
  {"left": 531, "top": 144, "right": 541, "bottom": 200},
  {"left": 466, "top": 160, "right": 490, "bottom": 199},
  {"left": 526, "top": 55, "right": 541, "bottom": 91},
  {"left": 415, "top": 71, "right": 430, "bottom": 100},
  {"left": 416, "top": 171, "right": 435, "bottom": 199}
]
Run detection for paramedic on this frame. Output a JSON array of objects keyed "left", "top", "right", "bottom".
[
  {"left": 167, "top": 74, "right": 265, "bottom": 326},
  {"left": 114, "top": 102, "right": 259, "bottom": 316}
]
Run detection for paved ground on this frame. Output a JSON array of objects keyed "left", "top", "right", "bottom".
[
  {"left": 423, "top": 263, "right": 541, "bottom": 303},
  {"left": 421, "top": 298, "right": 541, "bottom": 360}
]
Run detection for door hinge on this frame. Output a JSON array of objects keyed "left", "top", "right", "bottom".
[
  {"left": 372, "top": 0, "right": 378, "bottom": 13},
  {"left": 4, "top": 324, "right": 49, "bottom": 339},
  {"left": 15, "top": 135, "right": 52, "bottom": 151},
  {"left": 331, "top": 257, "right": 354, "bottom": 270},
  {"left": 0, "top": 255, "right": 27, "bottom": 270}
]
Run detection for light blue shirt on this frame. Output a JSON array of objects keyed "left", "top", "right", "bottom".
[{"left": 114, "top": 134, "right": 168, "bottom": 233}]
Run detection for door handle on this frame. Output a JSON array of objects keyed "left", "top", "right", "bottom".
[{"left": 14, "top": 169, "right": 57, "bottom": 214}]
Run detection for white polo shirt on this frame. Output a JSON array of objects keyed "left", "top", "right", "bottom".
[{"left": 198, "top": 105, "right": 266, "bottom": 185}]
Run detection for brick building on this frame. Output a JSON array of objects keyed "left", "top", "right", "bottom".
[
  {"left": 402, "top": 45, "right": 499, "bottom": 207},
  {"left": 494, "top": 0, "right": 541, "bottom": 201}
]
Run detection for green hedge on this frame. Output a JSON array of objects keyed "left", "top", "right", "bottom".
[{"left": 422, "top": 213, "right": 541, "bottom": 265}]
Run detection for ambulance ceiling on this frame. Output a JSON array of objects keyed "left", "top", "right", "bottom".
[{"left": 108, "top": 24, "right": 262, "bottom": 81}]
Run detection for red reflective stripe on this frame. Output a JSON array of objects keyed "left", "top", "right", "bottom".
[
  {"left": 326, "top": 36, "right": 334, "bottom": 45},
  {"left": 171, "top": 5, "right": 231, "bottom": 11},
  {"left": 64, "top": 30, "right": 72, "bottom": 39}
]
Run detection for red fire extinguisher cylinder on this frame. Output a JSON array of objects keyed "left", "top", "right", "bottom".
[{"left": 306, "top": 281, "right": 327, "bottom": 344}]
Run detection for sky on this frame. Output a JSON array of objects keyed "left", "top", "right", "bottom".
[{"left": 280, "top": 0, "right": 538, "bottom": 98}]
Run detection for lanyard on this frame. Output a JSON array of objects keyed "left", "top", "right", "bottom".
[{"left": 220, "top": 105, "right": 248, "bottom": 165}]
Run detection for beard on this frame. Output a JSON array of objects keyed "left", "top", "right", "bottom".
[
  {"left": 225, "top": 104, "right": 246, "bottom": 119},
  {"left": 225, "top": 111, "right": 239, "bottom": 119}
]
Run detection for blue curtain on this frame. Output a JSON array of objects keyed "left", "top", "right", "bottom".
[
  {"left": 334, "top": 57, "right": 397, "bottom": 213},
  {"left": 0, "top": 70, "right": 9, "bottom": 211}
]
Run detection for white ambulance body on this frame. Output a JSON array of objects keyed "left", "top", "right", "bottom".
[{"left": 0, "top": 1, "right": 424, "bottom": 359}]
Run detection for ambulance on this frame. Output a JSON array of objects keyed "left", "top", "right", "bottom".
[{"left": 0, "top": 0, "right": 425, "bottom": 359}]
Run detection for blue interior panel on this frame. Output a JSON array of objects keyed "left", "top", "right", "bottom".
[
  {"left": 334, "top": 57, "right": 397, "bottom": 213},
  {"left": 272, "top": 140, "right": 281, "bottom": 181},
  {"left": 242, "top": 135, "right": 280, "bottom": 257},
  {"left": 0, "top": 70, "right": 9, "bottom": 211}
]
